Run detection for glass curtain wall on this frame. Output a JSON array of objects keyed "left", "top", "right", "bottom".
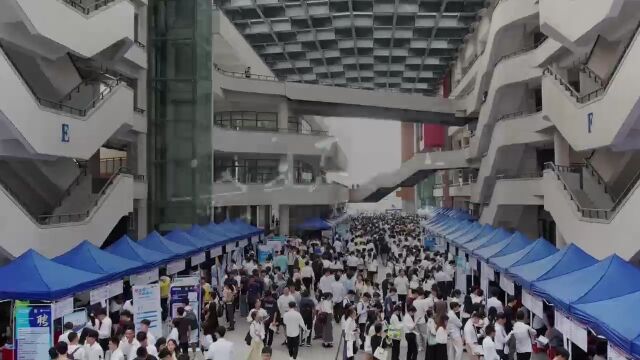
[{"left": 149, "top": 0, "right": 213, "bottom": 230}]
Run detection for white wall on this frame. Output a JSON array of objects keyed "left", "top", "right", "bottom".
[
  {"left": 324, "top": 117, "right": 403, "bottom": 212},
  {"left": 2, "top": 0, "right": 134, "bottom": 57},
  {"left": 212, "top": 183, "right": 348, "bottom": 207},
  {"left": 0, "top": 174, "right": 133, "bottom": 257}
]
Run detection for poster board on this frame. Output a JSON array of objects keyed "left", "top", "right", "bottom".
[
  {"left": 63, "top": 309, "right": 88, "bottom": 333},
  {"left": 133, "top": 283, "right": 162, "bottom": 338},
  {"left": 131, "top": 268, "right": 159, "bottom": 286},
  {"left": 170, "top": 276, "right": 200, "bottom": 343},
  {"left": 53, "top": 297, "right": 74, "bottom": 320},
  {"left": 14, "top": 304, "right": 53, "bottom": 360}
]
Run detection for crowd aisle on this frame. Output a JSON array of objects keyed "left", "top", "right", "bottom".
[{"left": 49, "top": 213, "right": 559, "bottom": 360}]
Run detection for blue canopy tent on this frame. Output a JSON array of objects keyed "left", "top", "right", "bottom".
[
  {"left": 165, "top": 229, "right": 212, "bottom": 251},
  {"left": 491, "top": 238, "right": 558, "bottom": 273},
  {"left": 442, "top": 221, "right": 474, "bottom": 239},
  {"left": 207, "top": 223, "right": 246, "bottom": 240},
  {"left": 509, "top": 243, "right": 597, "bottom": 290},
  {"left": 230, "top": 220, "right": 263, "bottom": 237},
  {"left": 220, "top": 220, "right": 255, "bottom": 238},
  {"left": 0, "top": 249, "right": 104, "bottom": 300},
  {"left": 463, "top": 228, "right": 511, "bottom": 252},
  {"left": 296, "top": 217, "right": 332, "bottom": 231},
  {"left": 572, "top": 291, "right": 640, "bottom": 358},
  {"left": 138, "top": 231, "right": 196, "bottom": 259},
  {"left": 572, "top": 255, "right": 640, "bottom": 305},
  {"left": 54, "top": 240, "right": 146, "bottom": 282},
  {"left": 474, "top": 232, "right": 531, "bottom": 262},
  {"left": 106, "top": 235, "right": 168, "bottom": 266},
  {"left": 186, "top": 226, "right": 231, "bottom": 248},
  {"left": 429, "top": 217, "right": 460, "bottom": 233},
  {"left": 447, "top": 222, "right": 480, "bottom": 243},
  {"left": 453, "top": 224, "right": 495, "bottom": 247}
]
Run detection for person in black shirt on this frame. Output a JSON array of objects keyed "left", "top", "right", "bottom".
[
  {"left": 261, "top": 291, "right": 278, "bottom": 347},
  {"left": 504, "top": 296, "right": 517, "bottom": 334},
  {"left": 370, "top": 322, "right": 387, "bottom": 356},
  {"left": 382, "top": 273, "right": 393, "bottom": 299},
  {"left": 299, "top": 290, "right": 316, "bottom": 347}
]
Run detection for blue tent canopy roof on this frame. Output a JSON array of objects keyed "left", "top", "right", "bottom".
[
  {"left": 573, "top": 291, "right": 640, "bottom": 358},
  {"left": 229, "top": 219, "right": 263, "bottom": 236},
  {"left": 208, "top": 223, "right": 246, "bottom": 239},
  {"left": 491, "top": 238, "right": 558, "bottom": 273},
  {"left": 442, "top": 221, "right": 473, "bottom": 237},
  {"left": 509, "top": 243, "right": 596, "bottom": 289},
  {"left": 465, "top": 228, "right": 511, "bottom": 252},
  {"left": 220, "top": 220, "right": 255, "bottom": 237},
  {"left": 573, "top": 255, "right": 640, "bottom": 305},
  {"left": 165, "top": 229, "right": 211, "bottom": 251},
  {"left": 106, "top": 235, "right": 169, "bottom": 265},
  {"left": 54, "top": 240, "right": 145, "bottom": 281},
  {"left": 296, "top": 217, "right": 332, "bottom": 231},
  {"left": 0, "top": 249, "right": 103, "bottom": 300},
  {"left": 455, "top": 224, "right": 495, "bottom": 246},
  {"left": 448, "top": 222, "right": 480, "bottom": 242},
  {"left": 475, "top": 232, "right": 531, "bottom": 262},
  {"left": 139, "top": 231, "right": 195, "bottom": 258}
]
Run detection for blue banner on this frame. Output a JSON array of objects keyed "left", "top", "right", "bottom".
[{"left": 14, "top": 304, "right": 53, "bottom": 360}]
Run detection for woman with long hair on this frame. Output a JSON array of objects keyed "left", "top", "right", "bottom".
[
  {"left": 425, "top": 309, "right": 437, "bottom": 360},
  {"left": 434, "top": 314, "right": 449, "bottom": 360},
  {"left": 247, "top": 311, "right": 265, "bottom": 360},
  {"left": 165, "top": 339, "right": 179, "bottom": 360}
]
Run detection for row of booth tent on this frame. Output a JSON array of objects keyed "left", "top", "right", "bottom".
[
  {"left": 424, "top": 208, "right": 640, "bottom": 359},
  {"left": 0, "top": 220, "right": 262, "bottom": 302}
]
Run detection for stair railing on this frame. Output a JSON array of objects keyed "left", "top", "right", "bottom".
[{"left": 37, "top": 167, "right": 131, "bottom": 225}]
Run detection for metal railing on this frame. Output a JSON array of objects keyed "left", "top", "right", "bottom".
[
  {"left": 495, "top": 171, "right": 542, "bottom": 180},
  {"left": 496, "top": 106, "right": 543, "bottom": 122},
  {"left": 214, "top": 111, "right": 328, "bottom": 135},
  {"left": 214, "top": 64, "right": 419, "bottom": 95},
  {"left": 584, "top": 158, "right": 611, "bottom": 197},
  {"left": 133, "top": 174, "right": 146, "bottom": 182},
  {"left": 37, "top": 167, "right": 130, "bottom": 225},
  {"left": 215, "top": 122, "right": 328, "bottom": 136},
  {"left": 61, "top": 0, "right": 117, "bottom": 15},
  {"left": 100, "top": 157, "right": 127, "bottom": 176},
  {"left": 454, "top": 50, "right": 485, "bottom": 88},
  {"left": 494, "top": 37, "right": 548, "bottom": 67}
]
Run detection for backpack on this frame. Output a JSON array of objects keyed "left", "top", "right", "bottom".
[{"left": 67, "top": 347, "right": 81, "bottom": 360}]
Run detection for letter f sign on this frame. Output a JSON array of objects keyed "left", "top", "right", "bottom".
[{"left": 61, "top": 123, "right": 70, "bottom": 142}]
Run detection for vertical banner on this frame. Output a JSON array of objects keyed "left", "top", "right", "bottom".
[
  {"left": 133, "top": 283, "right": 162, "bottom": 338},
  {"left": 499, "top": 275, "right": 514, "bottom": 295},
  {"left": 14, "top": 304, "right": 53, "bottom": 360},
  {"left": 221, "top": 254, "right": 228, "bottom": 274},
  {"left": 211, "top": 262, "right": 219, "bottom": 291},
  {"left": 170, "top": 276, "right": 200, "bottom": 344}
]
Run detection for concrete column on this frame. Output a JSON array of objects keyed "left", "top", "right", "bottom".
[
  {"left": 286, "top": 153, "right": 294, "bottom": 185},
  {"left": 136, "top": 134, "right": 147, "bottom": 176},
  {"left": 257, "top": 206, "right": 265, "bottom": 228},
  {"left": 278, "top": 100, "right": 289, "bottom": 129},
  {"left": 279, "top": 205, "right": 290, "bottom": 236},
  {"left": 135, "top": 199, "right": 148, "bottom": 239},
  {"left": 556, "top": 228, "right": 567, "bottom": 248},
  {"left": 554, "top": 131, "right": 570, "bottom": 166}
]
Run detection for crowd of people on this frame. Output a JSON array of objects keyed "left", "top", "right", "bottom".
[{"left": 48, "top": 213, "right": 577, "bottom": 360}]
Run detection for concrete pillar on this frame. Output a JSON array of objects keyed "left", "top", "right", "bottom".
[
  {"left": 556, "top": 228, "right": 567, "bottom": 248},
  {"left": 136, "top": 134, "right": 147, "bottom": 176},
  {"left": 278, "top": 100, "right": 289, "bottom": 129},
  {"left": 554, "top": 131, "right": 570, "bottom": 166},
  {"left": 257, "top": 206, "right": 265, "bottom": 228},
  {"left": 135, "top": 199, "right": 147, "bottom": 239},
  {"left": 279, "top": 205, "right": 290, "bottom": 236},
  {"left": 286, "top": 153, "right": 294, "bottom": 185}
]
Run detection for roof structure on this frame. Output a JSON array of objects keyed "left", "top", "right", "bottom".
[{"left": 216, "top": 0, "right": 485, "bottom": 95}]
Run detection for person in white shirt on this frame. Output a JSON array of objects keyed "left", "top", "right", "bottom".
[
  {"left": 282, "top": 302, "right": 307, "bottom": 360},
  {"left": 204, "top": 326, "right": 234, "bottom": 360},
  {"left": 106, "top": 336, "right": 125, "bottom": 360},
  {"left": 139, "top": 319, "right": 156, "bottom": 348},
  {"left": 65, "top": 332, "right": 85, "bottom": 360},
  {"left": 330, "top": 274, "right": 346, "bottom": 323},
  {"left": 277, "top": 288, "right": 296, "bottom": 318},
  {"left": 403, "top": 305, "right": 419, "bottom": 360},
  {"left": 247, "top": 311, "right": 265, "bottom": 360},
  {"left": 464, "top": 312, "right": 481, "bottom": 360},
  {"left": 483, "top": 325, "right": 501, "bottom": 360},
  {"left": 83, "top": 330, "right": 104, "bottom": 360},
  {"left": 356, "top": 293, "right": 371, "bottom": 349},
  {"left": 487, "top": 289, "right": 504, "bottom": 314},
  {"left": 300, "top": 262, "right": 314, "bottom": 291},
  {"left": 494, "top": 313, "right": 508, "bottom": 359},
  {"left": 393, "top": 269, "right": 409, "bottom": 312},
  {"left": 318, "top": 269, "right": 333, "bottom": 296},
  {"left": 118, "top": 327, "right": 139, "bottom": 358},
  {"left": 388, "top": 304, "right": 403, "bottom": 360},
  {"left": 58, "top": 322, "right": 74, "bottom": 344},
  {"left": 446, "top": 302, "right": 464, "bottom": 360},
  {"left": 433, "top": 313, "right": 449, "bottom": 360},
  {"left": 506, "top": 311, "right": 537, "bottom": 360},
  {"left": 412, "top": 288, "right": 432, "bottom": 352},
  {"left": 129, "top": 331, "right": 158, "bottom": 359},
  {"left": 96, "top": 308, "right": 113, "bottom": 350},
  {"left": 343, "top": 308, "right": 358, "bottom": 360}
]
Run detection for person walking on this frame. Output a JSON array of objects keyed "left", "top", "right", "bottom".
[
  {"left": 433, "top": 315, "right": 449, "bottom": 360},
  {"left": 282, "top": 301, "right": 308, "bottom": 360},
  {"left": 223, "top": 284, "right": 236, "bottom": 331},
  {"left": 299, "top": 290, "right": 316, "bottom": 347},
  {"left": 403, "top": 305, "right": 419, "bottom": 360},
  {"left": 388, "top": 305, "right": 403, "bottom": 360},
  {"left": 318, "top": 292, "right": 334, "bottom": 348},
  {"left": 247, "top": 312, "right": 265, "bottom": 360},
  {"left": 505, "top": 311, "right": 536, "bottom": 360},
  {"left": 446, "top": 302, "right": 464, "bottom": 360}
]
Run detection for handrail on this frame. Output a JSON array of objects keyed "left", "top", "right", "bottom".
[
  {"left": 0, "top": 42, "right": 125, "bottom": 116},
  {"left": 214, "top": 64, "right": 412, "bottom": 95},
  {"left": 583, "top": 158, "right": 611, "bottom": 197},
  {"left": 496, "top": 106, "right": 543, "bottom": 122},
  {"left": 495, "top": 171, "right": 542, "bottom": 180},
  {"left": 454, "top": 49, "right": 485, "bottom": 88},
  {"left": 37, "top": 167, "right": 130, "bottom": 225},
  {"left": 579, "top": 64, "right": 605, "bottom": 88},
  {"left": 55, "top": 166, "right": 89, "bottom": 208},
  {"left": 61, "top": 0, "right": 117, "bottom": 15},
  {"left": 494, "top": 37, "right": 549, "bottom": 68},
  {"left": 214, "top": 123, "right": 328, "bottom": 136}
]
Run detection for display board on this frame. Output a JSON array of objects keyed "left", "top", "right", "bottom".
[
  {"left": 14, "top": 304, "right": 53, "bottom": 360},
  {"left": 133, "top": 283, "right": 162, "bottom": 338}
]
